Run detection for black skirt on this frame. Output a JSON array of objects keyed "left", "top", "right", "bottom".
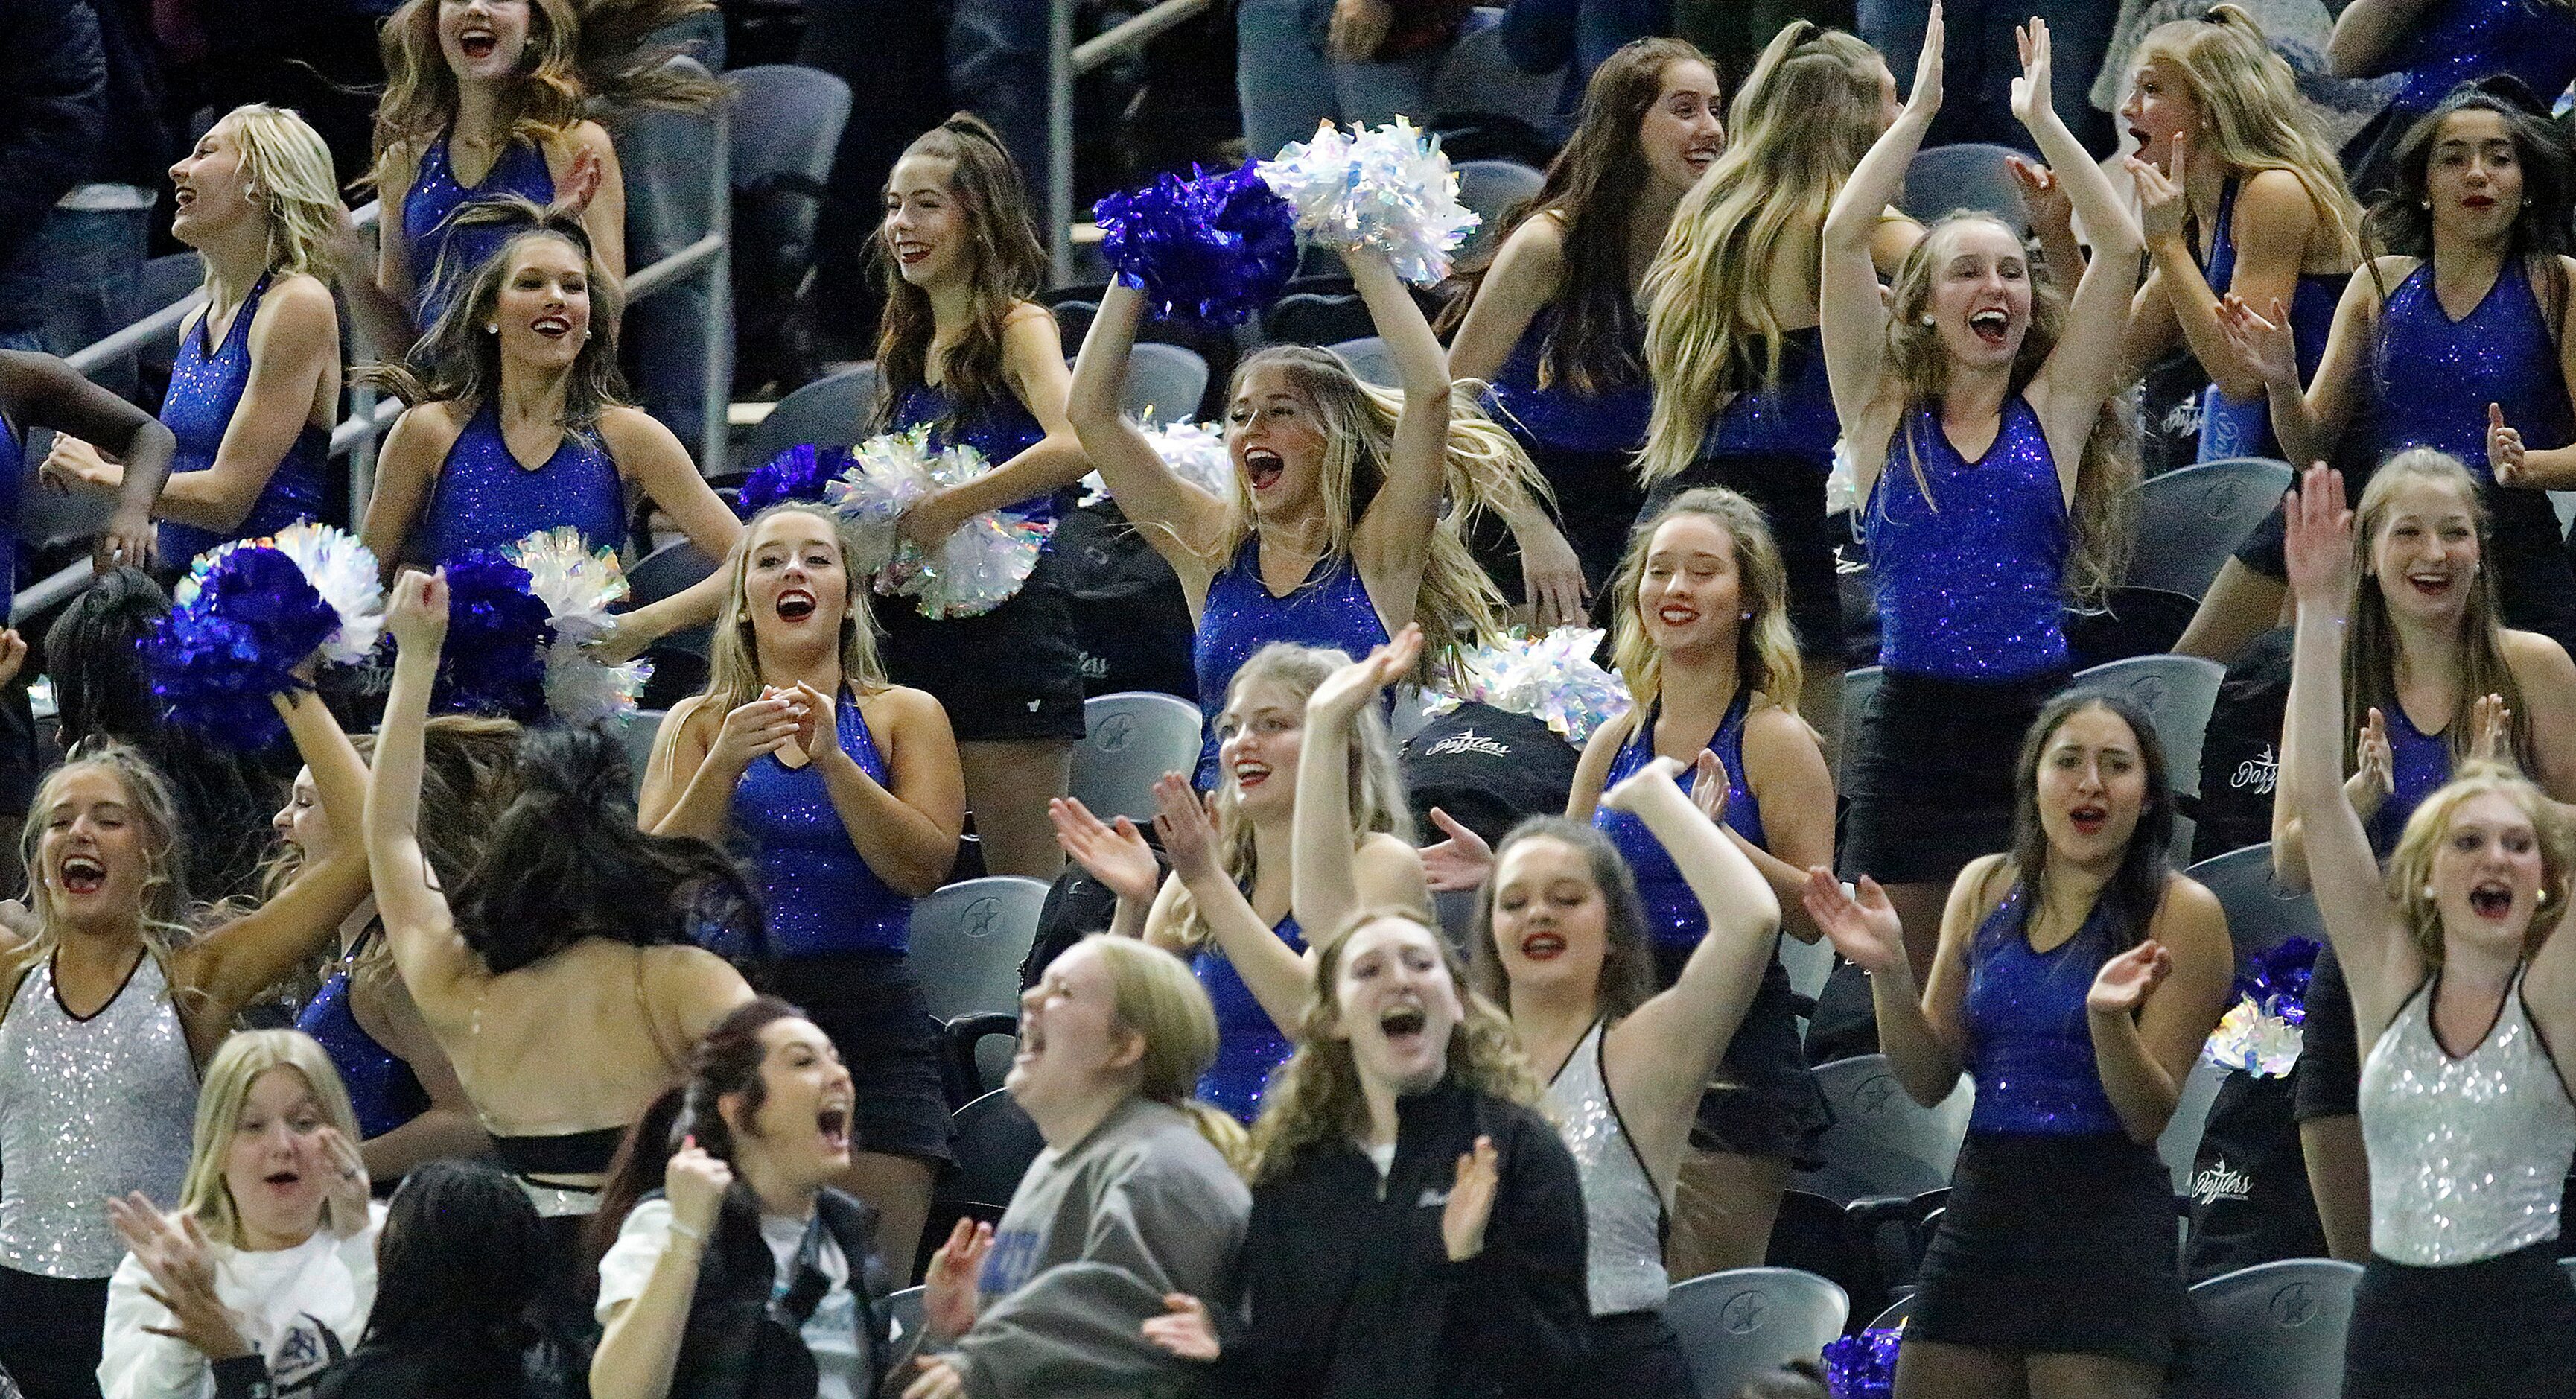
[
  {"left": 875, "top": 542, "right": 1087, "bottom": 743},
  {"left": 773, "top": 951, "right": 956, "bottom": 1165},
  {"left": 1653, "top": 943, "right": 1831, "bottom": 1167},
  {"left": 1907, "top": 1131, "right": 2189, "bottom": 1370},
  {"left": 2293, "top": 940, "right": 2361, "bottom": 1123},
  {"left": 1840, "top": 667, "right": 2067, "bottom": 886},
  {"left": 1591, "top": 1310, "right": 1701, "bottom": 1399},
  {"left": 2344, "top": 1238, "right": 2576, "bottom": 1398}
]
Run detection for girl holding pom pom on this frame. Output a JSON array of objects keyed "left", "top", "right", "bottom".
[
  {"left": 638, "top": 504, "right": 967, "bottom": 1283},
  {"left": 1048, "top": 641, "right": 1422, "bottom": 1127},
  {"left": 0, "top": 688, "right": 374, "bottom": 1399},
  {"left": 1069, "top": 242, "right": 1521, "bottom": 789},
  {"left": 1803, "top": 687, "right": 2230, "bottom": 1395},
  {"left": 869, "top": 115, "right": 1092, "bottom": 882},
  {"left": 1440, "top": 37, "right": 1724, "bottom": 626},
  {"left": 1822, "top": 11, "right": 2143, "bottom": 974},
  {"left": 360, "top": 203, "right": 744, "bottom": 660},
  {"left": 1638, "top": 20, "right": 1924, "bottom": 744},
  {"left": 41, "top": 105, "right": 343, "bottom": 568},
  {"left": 366, "top": 568, "right": 756, "bottom": 1316}
]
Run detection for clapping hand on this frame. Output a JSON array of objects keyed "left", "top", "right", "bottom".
[
  {"left": 1142, "top": 1293, "right": 1221, "bottom": 1360},
  {"left": 922, "top": 1218, "right": 995, "bottom": 1342},
  {"left": 1151, "top": 774, "right": 1226, "bottom": 887},
  {"left": 2470, "top": 692, "right": 2514, "bottom": 767},
  {"left": 2490, "top": 404, "right": 2531, "bottom": 486},
  {"left": 2347, "top": 707, "right": 2393, "bottom": 814},
  {"left": 2009, "top": 16, "right": 2051, "bottom": 131},
  {"left": 2087, "top": 938, "right": 2173, "bottom": 1017},
  {"left": 1049, "top": 796, "right": 1162, "bottom": 904},
  {"left": 1440, "top": 1135, "right": 1500, "bottom": 1262},
  {"left": 1420, "top": 807, "right": 1495, "bottom": 893},
  {"left": 2124, "top": 131, "right": 2188, "bottom": 247},
  {"left": 2215, "top": 294, "right": 2298, "bottom": 390},
  {"left": 106, "top": 1193, "right": 252, "bottom": 1361},
  {"left": 1800, "top": 869, "right": 1907, "bottom": 977}
]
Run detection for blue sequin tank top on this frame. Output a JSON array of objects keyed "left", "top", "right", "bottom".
[
  {"left": 416, "top": 400, "right": 626, "bottom": 565},
  {"left": 1194, "top": 913, "right": 1304, "bottom": 1123},
  {"left": 1864, "top": 396, "right": 2070, "bottom": 682},
  {"left": 159, "top": 270, "right": 326, "bottom": 564},
  {"left": 295, "top": 951, "right": 430, "bottom": 1141},
  {"left": 0, "top": 407, "right": 21, "bottom": 618},
  {"left": 2197, "top": 177, "right": 2348, "bottom": 463},
  {"left": 1190, "top": 536, "right": 1390, "bottom": 786},
  {"left": 1482, "top": 309, "right": 1653, "bottom": 454},
  {"left": 2367, "top": 702, "right": 2458, "bottom": 856},
  {"left": 1702, "top": 326, "right": 1842, "bottom": 468},
  {"left": 890, "top": 383, "right": 1058, "bottom": 524},
  {"left": 404, "top": 133, "right": 555, "bottom": 326},
  {"left": 1963, "top": 885, "right": 2128, "bottom": 1135},
  {"left": 1594, "top": 692, "right": 1766, "bottom": 948},
  {"left": 734, "top": 690, "right": 914, "bottom": 958},
  {"left": 2387, "top": 0, "right": 2576, "bottom": 127}
]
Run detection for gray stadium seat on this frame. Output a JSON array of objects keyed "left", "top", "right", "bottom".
[
  {"left": 2187, "top": 841, "right": 2328, "bottom": 964},
  {"left": 1071, "top": 691, "right": 1204, "bottom": 825},
  {"left": 1452, "top": 159, "right": 1545, "bottom": 264},
  {"left": 1793, "top": 1055, "right": 1974, "bottom": 1205},
  {"left": 2170, "top": 1258, "right": 2364, "bottom": 1399},
  {"left": 1843, "top": 666, "right": 1885, "bottom": 724},
  {"left": 946, "top": 1087, "right": 1045, "bottom": 1213},
  {"left": 909, "top": 876, "right": 1050, "bottom": 1023},
  {"left": 2070, "top": 653, "right": 2225, "bottom": 800},
  {"left": 1122, "top": 342, "right": 1210, "bottom": 425},
  {"left": 1779, "top": 931, "right": 1835, "bottom": 1006},
  {"left": 614, "top": 708, "right": 667, "bottom": 794},
  {"left": 883, "top": 1285, "right": 924, "bottom": 1348},
  {"left": 2159, "top": 1055, "right": 2232, "bottom": 1196},
  {"left": 1664, "top": 1266, "right": 1850, "bottom": 1399},
  {"left": 1899, "top": 142, "right": 2030, "bottom": 227},
  {"left": 1868, "top": 1292, "right": 1914, "bottom": 1331},
  {"left": 737, "top": 361, "right": 878, "bottom": 469},
  {"left": 1327, "top": 335, "right": 1398, "bottom": 390},
  {"left": 2128, "top": 458, "right": 2294, "bottom": 600}
]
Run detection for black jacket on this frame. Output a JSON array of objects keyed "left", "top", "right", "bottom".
[
  {"left": 1221, "top": 1079, "right": 1592, "bottom": 1399},
  {"left": 0, "top": 0, "right": 107, "bottom": 275},
  {"left": 669, "top": 1184, "right": 894, "bottom": 1399}
]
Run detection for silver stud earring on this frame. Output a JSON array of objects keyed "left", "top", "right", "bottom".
[
  {"left": 484, "top": 323, "right": 498, "bottom": 334},
  {"left": 1920, "top": 314, "right": 1936, "bottom": 326},
  {"left": 2423, "top": 885, "right": 2439, "bottom": 901}
]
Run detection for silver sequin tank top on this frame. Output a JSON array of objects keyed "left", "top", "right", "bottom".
[
  {"left": 2360, "top": 968, "right": 2576, "bottom": 1266},
  {"left": 0, "top": 954, "right": 199, "bottom": 1277},
  {"left": 1543, "top": 1019, "right": 1668, "bottom": 1315}
]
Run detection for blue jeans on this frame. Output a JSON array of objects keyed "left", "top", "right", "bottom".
[
  {"left": 1858, "top": 0, "right": 2117, "bottom": 158},
  {"left": 0, "top": 204, "right": 150, "bottom": 398},
  {"left": 1236, "top": 0, "right": 1448, "bottom": 159}
]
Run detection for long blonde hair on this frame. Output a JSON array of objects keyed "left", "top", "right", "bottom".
[
  {"left": 1247, "top": 907, "right": 1542, "bottom": 1184},
  {"left": 1637, "top": 22, "right": 1889, "bottom": 486},
  {"left": 13, "top": 743, "right": 193, "bottom": 993},
  {"left": 1081, "top": 935, "right": 1251, "bottom": 1170},
  {"left": 1878, "top": 214, "right": 2139, "bottom": 607},
  {"left": 215, "top": 105, "right": 345, "bottom": 281},
  {"left": 1609, "top": 487, "right": 1804, "bottom": 717},
  {"left": 1169, "top": 644, "right": 1414, "bottom": 952},
  {"left": 2130, "top": 4, "right": 2363, "bottom": 269},
  {"left": 2385, "top": 764, "right": 2576, "bottom": 969},
  {"left": 2344, "top": 450, "right": 2534, "bottom": 773},
  {"left": 1214, "top": 345, "right": 1525, "bottom": 678},
  {"left": 176, "top": 1031, "right": 367, "bottom": 1249}
]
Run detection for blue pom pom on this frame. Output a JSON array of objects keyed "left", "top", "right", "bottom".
[
  {"left": 1094, "top": 162, "right": 1297, "bottom": 326},
  {"left": 432, "top": 551, "right": 553, "bottom": 721},
  {"left": 145, "top": 545, "right": 339, "bottom": 748},
  {"left": 736, "top": 443, "right": 853, "bottom": 517}
]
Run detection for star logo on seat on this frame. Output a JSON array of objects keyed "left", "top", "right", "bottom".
[
  {"left": 1722, "top": 1290, "right": 1766, "bottom": 1333},
  {"left": 2270, "top": 1284, "right": 2316, "bottom": 1327}
]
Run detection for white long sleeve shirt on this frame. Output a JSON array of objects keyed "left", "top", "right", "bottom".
[{"left": 98, "top": 1203, "right": 385, "bottom": 1399}]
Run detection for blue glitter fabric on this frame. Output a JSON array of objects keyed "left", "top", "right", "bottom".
[
  {"left": 1702, "top": 326, "right": 1842, "bottom": 466},
  {"left": 1865, "top": 396, "right": 2070, "bottom": 682},
  {"left": 734, "top": 690, "right": 913, "bottom": 957},
  {"left": 2195, "top": 177, "right": 2347, "bottom": 463},
  {"left": 2366, "top": 258, "right": 2575, "bottom": 478},
  {"left": 1190, "top": 536, "right": 1390, "bottom": 786},
  {"left": 2366, "top": 702, "right": 2457, "bottom": 856},
  {"left": 296, "top": 966, "right": 429, "bottom": 1140},
  {"left": 404, "top": 133, "right": 555, "bottom": 325},
  {"left": 890, "top": 384, "right": 1058, "bottom": 524},
  {"left": 1481, "top": 309, "right": 1653, "bottom": 454},
  {"left": 1192, "top": 913, "right": 1304, "bottom": 1123},
  {"left": 158, "top": 270, "right": 327, "bottom": 564},
  {"left": 146, "top": 545, "right": 337, "bottom": 747},
  {"left": 2385, "top": 0, "right": 2576, "bottom": 125},
  {"left": 432, "top": 551, "right": 553, "bottom": 720},
  {"left": 416, "top": 401, "right": 625, "bottom": 566},
  {"left": 1593, "top": 692, "right": 1764, "bottom": 948},
  {"left": 1962, "top": 885, "right": 2126, "bottom": 1136},
  {"left": 1095, "top": 162, "right": 1298, "bottom": 327},
  {"left": 1823, "top": 1327, "right": 1901, "bottom": 1398},
  {"left": 737, "top": 443, "right": 847, "bottom": 515}
]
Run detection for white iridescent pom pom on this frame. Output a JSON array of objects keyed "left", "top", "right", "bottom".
[
  {"left": 266, "top": 521, "right": 385, "bottom": 664},
  {"left": 1081, "top": 417, "right": 1237, "bottom": 509},
  {"left": 503, "top": 526, "right": 630, "bottom": 646},
  {"left": 1256, "top": 118, "right": 1481, "bottom": 285},
  {"left": 1421, "top": 628, "right": 1631, "bottom": 748},
  {"left": 824, "top": 427, "right": 941, "bottom": 577}
]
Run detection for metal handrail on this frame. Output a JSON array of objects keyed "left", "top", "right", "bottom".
[
  {"left": 1046, "top": 0, "right": 1212, "bottom": 282},
  {"left": 30, "top": 106, "right": 732, "bottom": 624}
]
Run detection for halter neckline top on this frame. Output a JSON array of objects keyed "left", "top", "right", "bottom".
[
  {"left": 1190, "top": 535, "right": 1390, "bottom": 787},
  {"left": 1962, "top": 885, "right": 2127, "bottom": 1136},
  {"left": 734, "top": 688, "right": 915, "bottom": 958},
  {"left": 416, "top": 399, "right": 626, "bottom": 565},
  {"left": 1543, "top": 1018, "right": 1669, "bottom": 1316},
  {"left": 1865, "top": 395, "right": 2070, "bottom": 682},
  {"left": 1594, "top": 692, "right": 1765, "bottom": 948},
  {"left": 159, "top": 268, "right": 327, "bottom": 563},
  {"left": 296, "top": 927, "right": 432, "bottom": 1142},
  {"left": 1193, "top": 911, "right": 1305, "bottom": 1123},
  {"left": 2195, "top": 175, "right": 2348, "bottom": 463},
  {"left": 1483, "top": 308, "right": 1653, "bottom": 454},
  {"left": 405, "top": 132, "right": 556, "bottom": 325}
]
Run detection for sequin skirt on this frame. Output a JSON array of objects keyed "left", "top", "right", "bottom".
[
  {"left": 1907, "top": 1131, "right": 2188, "bottom": 1369},
  {"left": 1840, "top": 667, "right": 2067, "bottom": 886},
  {"left": 2346, "top": 1237, "right": 2576, "bottom": 1398}
]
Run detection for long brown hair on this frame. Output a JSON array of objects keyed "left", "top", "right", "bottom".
[
  {"left": 871, "top": 115, "right": 1051, "bottom": 436},
  {"left": 1438, "top": 37, "right": 1711, "bottom": 396},
  {"left": 1466, "top": 819, "right": 1658, "bottom": 1024},
  {"left": 2000, "top": 690, "right": 2178, "bottom": 951},
  {"left": 1247, "top": 907, "right": 1542, "bottom": 1184},
  {"left": 2362, "top": 83, "right": 2574, "bottom": 337},
  {"left": 363, "top": 199, "right": 632, "bottom": 431},
  {"left": 1877, "top": 213, "right": 2138, "bottom": 607},
  {"left": 2343, "top": 449, "right": 2535, "bottom": 773},
  {"left": 1607, "top": 486, "right": 1803, "bottom": 719},
  {"left": 1637, "top": 22, "right": 1889, "bottom": 486}
]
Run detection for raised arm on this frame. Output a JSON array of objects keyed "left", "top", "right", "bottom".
[
  {"left": 1292, "top": 628, "right": 1425, "bottom": 944},
  {"left": 596, "top": 408, "right": 745, "bottom": 657},
  {"left": 1, "top": 348, "right": 174, "bottom": 573},
  {"left": 1804, "top": 860, "right": 1979, "bottom": 1108},
  {"left": 1151, "top": 774, "right": 1316, "bottom": 1035},
  {"left": 2281, "top": 464, "right": 2416, "bottom": 1038},
  {"left": 1065, "top": 282, "right": 1234, "bottom": 587},
  {"left": 1600, "top": 757, "right": 1784, "bottom": 1178},
  {"left": 2014, "top": 19, "right": 2143, "bottom": 478},
  {"left": 366, "top": 570, "right": 485, "bottom": 1024},
  {"left": 173, "top": 689, "right": 373, "bottom": 1056},
  {"left": 1820, "top": 2, "right": 1939, "bottom": 478},
  {"left": 328, "top": 165, "right": 425, "bottom": 359},
  {"left": 1348, "top": 247, "right": 1454, "bottom": 615}
]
